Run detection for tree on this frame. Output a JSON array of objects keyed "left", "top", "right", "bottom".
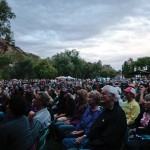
[
  {"left": 0, "top": 54, "right": 11, "bottom": 79},
  {"left": 0, "top": 0, "right": 16, "bottom": 43},
  {"left": 101, "top": 70, "right": 109, "bottom": 78},
  {"left": 51, "top": 49, "right": 81, "bottom": 77},
  {"left": 134, "top": 57, "right": 150, "bottom": 72},
  {"left": 122, "top": 57, "right": 150, "bottom": 78},
  {"left": 5, "top": 50, "right": 25, "bottom": 64},
  {"left": 0, "top": 54, "right": 10, "bottom": 69},
  {"left": 108, "top": 70, "right": 117, "bottom": 78},
  {"left": 51, "top": 49, "right": 113, "bottom": 79},
  {"left": 122, "top": 58, "right": 134, "bottom": 78},
  {"left": 33, "top": 60, "right": 58, "bottom": 79},
  {"left": 12, "top": 57, "right": 35, "bottom": 79},
  {"left": 82, "top": 62, "right": 93, "bottom": 79},
  {"left": 52, "top": 52, "right": 71, "bottom": 76}
]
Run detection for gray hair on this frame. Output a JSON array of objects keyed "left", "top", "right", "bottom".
[
  {"left": 101, "top": 85, "right": 120, "bottom": 102},
  {"left": 89, "top": 90, "right": 101, "bottom": 105}
]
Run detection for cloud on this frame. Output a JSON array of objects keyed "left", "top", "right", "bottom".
[{"left": 7, "top": 0, "right": 150, "bottom": 70}]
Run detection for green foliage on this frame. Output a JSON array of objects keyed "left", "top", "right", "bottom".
[
  {"left": 81, "top": 62, "right": 93, "bottom": 79},
  {"left": 0, "top": 54, "right": 11, "bottom": 68},
  {"left": 122, "top": 58, "right": 134, "bottom": 78},
  {"left": 134, "top": 57, "right": 150, "bottom": 71},
  {"left": 0, "top": 51, "right": 40, "bottom": 79},
  {"left": 33, "top": 60, "right": 58, "bottom": 79},
  {"left": 122, "top": 57, "right": 150, "bottom": 78},
  {"left": 0, "top": 66, "right": 11, "bottom": 79},
  {"left": 81, "top": 61, "right": 102, "bottom": 79},
  {"left": 0, "top": 54, "right": 11, "bottom": 79},
  {"left": 108, "top": 70, "right": 117, "bottom": 78},
  {"left": 12, "top": 57, "right": 35, "bottom": 79},
  {"left": 52, "top": 49, "right": 80, "bottom": 77},
  {"left": 0, "top": 0, "right": 16, "bottom": 43},
  {"left": 51, "top": 49, "right": 117, "bottom": 79},
  {"left": 101, "top": 70, "right": 109, "bottom": 77},
  {"left": 4, "top": 50, "right": 25, "bottom": 63}
]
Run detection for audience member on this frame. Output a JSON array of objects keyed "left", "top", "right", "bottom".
[
  {"left": 121, "top": 87, "right": 140, "bottom": 128},
  {"left": 29, "top": 92, "right": 51, "bottom": 141},
  {"left": 127, "top": 94, "right": 150, "bottom": 150},
  {"left": 0, "top": 95, "right": 34, "bottom": 150},
  {"left": 62, "top": 86, "right": 126, "bottom": 150}
]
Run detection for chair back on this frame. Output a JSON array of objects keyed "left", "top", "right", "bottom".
[{"left": 36, "top": 128, "right": 49, "bottom": 150}]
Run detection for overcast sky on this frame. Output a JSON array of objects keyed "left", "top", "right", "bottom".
[{"left": 7, "top": 0, "right": 150, "bottom": 70}]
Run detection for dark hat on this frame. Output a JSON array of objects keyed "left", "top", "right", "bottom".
[{"left": 64, "top": 89, "right": 73, "bottom": 95}]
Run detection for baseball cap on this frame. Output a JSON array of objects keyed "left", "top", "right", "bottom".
[{"left": 124, "top": 87, "right": 136, "bottom": 94}]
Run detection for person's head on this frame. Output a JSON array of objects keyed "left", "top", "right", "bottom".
[
  {"left": 101, "top": 85, "right": 119, "bottom": 107},
  {"left": 32, "top": 92, "right": 50, "bottom": 109},
  {"left": 76, "top": 89, "right": 88, "bottom": 104},
  {"left": 6, "top": 95, "right": 26, "bottom": 117},
  {"left": 23, "top": 91, "right": 33, "bottom": 102},
  {"left": 49, "top": 88, "right": 57, "bottom": 99},
  {"left": 86, "top": 85, "right": 92, "bottom": 92},
  {"left": 88, "top": 90, "right": 101, "bottom": 107},
  {"left": 124, "top": 87, "right": 136, "bottom": 101},
  {"left": 59, "top": 90, "right": 66, "bottom": 99},
  {"left": 63, "top": 90, "right": 73, "bottom": 100},
  {"left": 143, "top": 94, "right": 150, "bottom": 112},
  {"left": 139, "top": 83, "right": 149, "bottom": 93},
  {"left": 14, "top": 85, "right": 24, "bottom": 95}
]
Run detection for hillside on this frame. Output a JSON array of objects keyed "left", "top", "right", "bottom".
[{"left": 0, "top": 39, "right": 40, "bottom": 60}]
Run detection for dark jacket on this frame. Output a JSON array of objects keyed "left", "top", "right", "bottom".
[{"left": 87, "top": 102, "right": 127, "bottom": 150}]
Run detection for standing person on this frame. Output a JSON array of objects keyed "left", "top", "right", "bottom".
[
  {"left": 121, "top": 87, "right": 140, "bottom": 128},
  {"left": 62, "top": 85, "right": 127, "bottom": 150},
  {"left": 0, "top": 95, "right": 34, "bottom": 150}
]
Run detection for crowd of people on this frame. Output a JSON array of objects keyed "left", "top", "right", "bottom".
[{"left": 0, "top": 77, "right": 150, "bottom": 150}]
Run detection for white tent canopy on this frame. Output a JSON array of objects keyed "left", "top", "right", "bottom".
[{"left": 56, "top": 76, "right": 75, "bottom": 80}]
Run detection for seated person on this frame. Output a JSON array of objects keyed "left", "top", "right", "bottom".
[
  {"left": 0, "top": 95, "right": 34, "bottom": 150},
  {"left": 135, "top": 83, "right": 149, "bottom": 105},
  {"left": 55, "top": 89, "right": 88, "bottom": 126},
  {"left": 0, "top": 89, "right": 10, "bottom": 120},
  {"left": 29, "top": 92, "right": 51, "bottom": 141},
  {"left": 56, "top": 90, "right": 102, "bottom": 140},
  {"left": 66, "top": 89, "right": 88, "bottom": 126},
  {"left": 55, "top": 90, "right": 76, "bottom": 122},
  {"left": 62, "top": 85, "right": 127, "bottom": 150},
  {"left": 127, "top": 94, "right": 150, "bottom": 150},
  {"left": 121, "top": 87, "right": 140, "bottom": 128}
]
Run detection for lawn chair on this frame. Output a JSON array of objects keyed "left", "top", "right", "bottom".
[{"left": 36, "top": 128, "right": 49, "bottom": 150}]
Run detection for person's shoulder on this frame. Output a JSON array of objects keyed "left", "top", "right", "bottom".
[
  {"left": 132, "top": 99, "right": 140, "bottom": 106},
  {"left": 115, "top": 105, "right": 126, "bottom": 118},
  {"left": 117, "top": 105, "right": 125, "bottom": 113},
  {"left": 121, "top": 101, "right": 127, "bottom": 106},
  {"left": 31, "top": 116, "right": 42, "bottom": 125},
  {"left": 0, "top": 118, "right": 18, "bottom": 131},
  {"left": 115, "top": 104, "right": 123, "bottom": 111}
]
